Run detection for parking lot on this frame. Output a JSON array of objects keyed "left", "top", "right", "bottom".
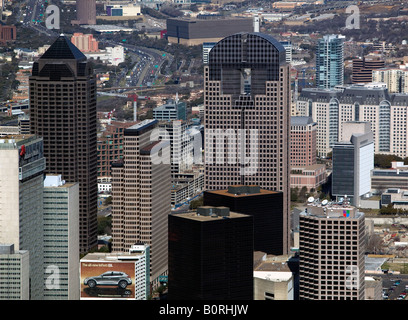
[{"left": 381, "top": 275, "right": 408, "bottom": 300}]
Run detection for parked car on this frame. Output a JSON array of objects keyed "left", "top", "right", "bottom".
[{"left": 84, "top": 271, "right": 132, "bottom": 289}]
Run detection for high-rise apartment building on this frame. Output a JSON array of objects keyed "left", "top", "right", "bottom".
[
  {"left": 203, "top": 185, "right": 284, "bottom": 255},
  {"left": 372, "top": 67, "right": 408, "bottom": 93},
  {"left": 0, "top": 134, "right": 46, "bottom": 299},
  {"left": 290, "top": 116, "right": 317, "bottom": 168},
  {"left": 71, "top": 33, "right": 99, "bottom": 53},
  {"left": 43, "top": 174, "right": 80, "bottom": 300},
  {"left": 29, "top": 35, "right": 98, "bottom": 253},
  {"left": 332, "top": 122, "right": 374, "bottom": 207},
  {"left": 316, "top": 34, "right": 345, "bottom": 89},
  {"left": 0, "top": 244, "right": 29, "bottom": 300},
  {"left": 297, "top": 83, "right": 408, "bottom": 158},
  {"left": 299, "top": 201, "right": 366, "bottom": 300},
  {"left": 204, "top": 32, "right": 291, "bottom": 253},
  {"left": 168, "top": 206, "right": 254, "bottom": 300},
  {"left": 71, "top": 0, "right": 96, "bottom": 25},
  {"left": 111, "top": 119, "right": 171, "bottom": 288}
]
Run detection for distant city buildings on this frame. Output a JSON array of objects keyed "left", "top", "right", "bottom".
[
  {"left": 352, "top": 55, "right": 384, "bottom": 84},
  {"left": 297, "top": 83, "right": 408, "bottom": 158},
  {"left": 299, "top": 201, "right": 366, "bottom": 300},
  {"left": 105, "top": 3, "right": 142, "bottom": 17},
  {"left": 315, "top": 34, "right": 345, "bottom": 89},
  {"left": 71, "top": 33, "right": 99, "bottom": 53},
  {"left": 71, "top": 0, "right": 96, "bottom": 25},
  {"left": 166, "top": 16, "right": 254, "bottom": 45},
  {"left": 372, "top": 67, "right": 408, "bottom": 93},
  {"left": 0, "top": 25, "right": 16, "bottom": 44},
  {"left": 168, "top": 206, "right": 254, "bottom": 300},
  {"left": 153, "top": 98, "right": 187, "bottom": 121}
]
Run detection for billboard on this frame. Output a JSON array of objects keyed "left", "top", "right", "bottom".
[{"left": 80, "top": 260, "right": 136, "bottom": 299}]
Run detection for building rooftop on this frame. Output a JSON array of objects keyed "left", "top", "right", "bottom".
[
  {"left": 206, "top": 185, "right": 280, "bottom": 197},
  {"left": 291, "top": 116, "right": 315, "bottom": 126},
  {"left": 171, "top": 206, "right": 250, "bottom": 222},
  {"left": 40, "top": 35, "right": 86, "bottom": 61}
]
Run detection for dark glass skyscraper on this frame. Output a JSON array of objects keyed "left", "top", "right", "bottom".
[
  {"left": 204, "top": 32, "right": 291, "bottom": 253},
  {"left": 168, "top": 206, "right": 254, "bottom": 300},
  {"left": 204, "top": 185, "right": 284, "bottom": 255},
  {"left": 29, "top": 35, "right": 98, "bottom": 253}
]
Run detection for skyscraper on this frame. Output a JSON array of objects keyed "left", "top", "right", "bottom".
[
  {"left": 111, "top": 119, "right": 171, "bottom": 288},
  {"left": 29, "top": 35, "right": 98, "bottom": 253},
  {"left": 332, "top": 122, "right": 374, "bottom": 207},
  {"left": 71, "top": 0, "right": 96, "bottom": 25},
  {"left": 0, "top": 134, "right": 46, "bottom": 299},
  {"left": 299, "top": 201, "right": 366, "bottom": 300},
  {"left": 203, "top": 185, "right": 284, "bottom": 255},
  {"left": 168, "top": 206, "right": 254, "bottom": 300},
  {"left": 43, "top": 174, "right": 80, "bottom": 300},
  {"left": 316, "top": 34, "right": 345, "bottom": 89},
  {"left": 204, "top": 32, "right": 291, "bottom": 253}
]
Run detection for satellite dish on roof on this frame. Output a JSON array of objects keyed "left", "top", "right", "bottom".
[
  {"left": 322, "top": 199, "right": 328, "bottom": 206},
  {"left": 308, "top": 196, "right": 315, "bottom": 203}
]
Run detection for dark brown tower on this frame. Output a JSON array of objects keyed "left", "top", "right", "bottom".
[{"left": 29, "top": 35, "right": 98, "bottom": 253}]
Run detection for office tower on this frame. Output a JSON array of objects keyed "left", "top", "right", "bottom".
[
  {"left": 316, "top": 34, "right": 345, "bottom": 89},
  {"left": 204, "top": 32, "right": 291, "bottom": 253},
  {"left": 0, "top": 134, "right": 45, "bottom": 299},
  {"left": 168, "top": 206, "right": 254, "bottom": 300},
  {"left": 43, "top": 174, "right": 80, "bottom": 300},
  {"left": 280, "top": 41, "right": 292, "bottom": 64},
  {"left": 352, "top": 56, "right": 384, "bottom": 84},
  {"left": 97, "top": 120, "right": 138, "bottom": 179},
  {"left": 71, "top": 0, "right": 96, "bottom": 25},
  {"left": 111, "top": 119, "right": 171, "bottom": 288},
  {"left": 29, "top": 35, "right": 98, "bottom": 253},
  {"left": 372, "top": 67, "right": 408, "bottom": 93},
  {"left": 0, "top": 25, "right": 16, "bottom": 44},
  {"left": 332, "top": 122, "right": 374, "bottom": 207},
  {"left": 0, "top": 244, "right": 29, "bottom": 300},
  {"left": 290, "top": 116, "right": 317, "bottom": 168},
  {"left": 299, "top": 201, "right": 366, "bottom": 300},
  {"left": 152, "top": 98, "right": 187, "bottom": 121},
  {"left": 80, "top": 244, "right": 150, "bottom": 300},
  {"left": 202, "top": 42, "right": 216, "bottom": 64},
  {"left": 158, "top": 120, "right": 194, "bottom": 175},
  {"left": 204, "top": 185, "right": 284, "bottom": 255},
  {"left": 71, "top": 33, "right": 99, "bottom": 53}
]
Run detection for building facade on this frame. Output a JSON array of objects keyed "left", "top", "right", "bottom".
[
  {"left": 299, "top": 202, "right": 366, "bottom": 300},
  {"left": 0, "top": 134, "right": 46, "bottom": 299},
  {"left": 29, "top": 35, "right": 98, "bottom": 253},
  {"left": 153, "top": 99, "right": 186, "bottom": 121},
  {"left": 43, "top": 174, "right": 80, "bottom": 300},
  {"left": 0, "top": 244, "right": 29, "bottom": 300},
  {"left": 204, "top": 185, "right": 284, "bottom": 255},
  {"left": 111, "top": 119, "right": 171, "bottom": 288},
  {"left": 72, "top": 0, "right": 96, "bottom": 25},
  {"left": 316, "top": 34, "right": 345, "bottom": 89},
  {"left": 372, "top": 67, "right": 408, "bottom": 93},
  {"left": 352, "top": 56, "right": 384, "bottom": 84},
  {"left": 168, "top": 206, "right": 254, "bottom": 300},
  {"left": 297, "top": 83, "right": 408, "bottom": 158},
  {"left": 290, "top": 116, "right": 317, "bottom": 168},
  {"left": 71, "top": 33, "right": 99, "bottom": 53}
]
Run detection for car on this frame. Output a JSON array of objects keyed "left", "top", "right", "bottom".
[{"left": 84, "top": 271, "right": 132, "bottom": 289}]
